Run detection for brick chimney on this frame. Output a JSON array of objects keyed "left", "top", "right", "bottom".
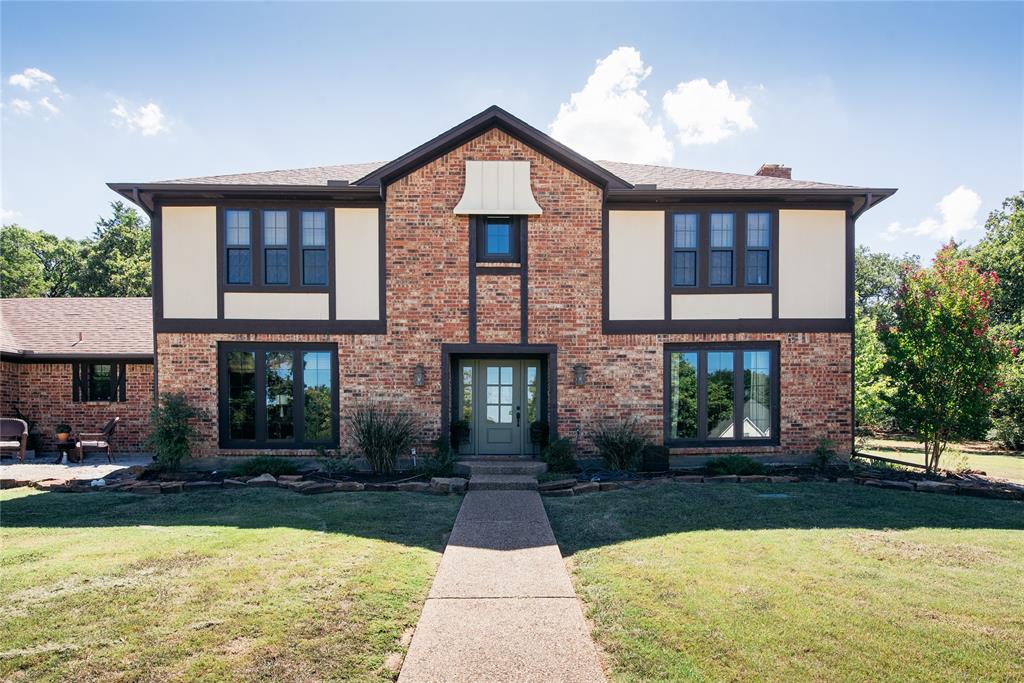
[{"left": 755, "top": 163, "right": 792, "bottom": 179}]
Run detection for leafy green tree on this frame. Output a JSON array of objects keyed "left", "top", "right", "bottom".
[
  {"left": 0, "top": 224, "right": 82, "bottom": 298},
  {"left": 991, "top": 355, "right": 1024, "bottom": 451},
  {"left": 855, "top": 245, "right": 919, "bottom": 324},
  {"left": 880, "top": 245, "right": 1009, "bottom": 472},
  {"left": 965, "top": 192, "right": 1024, "bottom": 342},
  {"left": 854, "top": 300, "right": 892, "bottom": 431},
  {"left": 78, "top": 202, "right": 151, "bottom": 297}
]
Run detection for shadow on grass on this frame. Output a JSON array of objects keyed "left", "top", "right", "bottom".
[
  {"left": 544, "top": 482, "right": 1024, "bottom": 555},
  {"left": 0, "top": 487, "right": 462, "bottom": 552}
]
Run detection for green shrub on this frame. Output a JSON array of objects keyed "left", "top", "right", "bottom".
[
  {"left": 55, "top": 423, "right": 72, "bottom": 435},
  {"left": 991, "top": 360, "right": 1024, "bottom": 451},
  {"left": 813, "top": 438, "right": 838, "bottom": 471},
  {"left": 529, "top": 420, "right": 550, "bottom": 449},
  {"left": 147, "top": 392, "right": 204, "bottom": 471},
  {"left": 704, "top": 455, "right": 765, "bottom": 476},
  {"left": 541, "top": 437, "right": 576, "bottom": 473},
  {"left": 450, "top": 420, "right": 471, "bottom": 449},
  {"left": 420, "top": 437, "right": 458, "bottom": 478},
  {"left": 318, "top": 448, "right": 358, "bottom": 476},
  {"left": 231, "top": 456, "right": 299, "bottom": 478},
  {"left": 349, "top": 403, "right": 416, "bottom": 474},
  {"left": 591, "top": 418, "right": 648, "bottom": 470}
]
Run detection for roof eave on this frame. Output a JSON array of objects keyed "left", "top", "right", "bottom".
[
  {"left": 0, "top": 350, "right": 154, "bottom": 362},
  {"left": 607, "top": 187, "right": 897, "bottom": 209},
  {"left": 107, "top": 182, "right": 382, "bottom": 212}
]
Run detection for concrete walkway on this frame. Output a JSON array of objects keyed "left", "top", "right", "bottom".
[
  {"left": 399, "top": 490, "right": 605, "bottom": 682},
  {"left": 0, "top": 455, "right": 152, "bottom": 483}
]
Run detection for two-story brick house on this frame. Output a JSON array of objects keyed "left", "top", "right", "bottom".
[{"left": 109, "top": 106, "right": 894, "bottom": 462}]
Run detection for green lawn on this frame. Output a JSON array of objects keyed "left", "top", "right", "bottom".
[
  {"left": 546, "top": 482, "right": 1024, "bottom": 682},
  {"left": 0, "top": 488, "right": 461, "bottom": 682},
  {"left": 861, "top": 436, "right": 1024, "bottom": 482}
]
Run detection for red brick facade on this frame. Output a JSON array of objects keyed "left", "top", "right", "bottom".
[
  {"left": 0, "top": 360, "right": 154, "bottom": 453},
  {"left": 155, "top": 128, "right": 853, "bottom": 459}
]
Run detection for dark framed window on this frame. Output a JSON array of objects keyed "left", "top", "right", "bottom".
[
  {"left": 72, "top": 362, "right": 127, "bottom": 402},
  {"left": 671, "top": 213, "right": 698, "bottom": 287},
  {"left": 225, "top": 210, "right": 252, "bottom": 284},
  {"left": 262, "top": 210, "right": 289, "bottom": 284},
  {"left": 708, "top": 213, "right": 735, "bottom": 286},
  {"left": 745, "top": 212, "right": 771, "bottom": 285},
  {"left": 218, "top": 342, "right": 338, "bottom": 448},
  {"left": 665, "top": 343, "right": 777, "bottom": 446},
  {"left": 476, "top": 216, "right": 522, "bottom": 263},
  {"left": 301, "top": 210, "right": 328, "bottom": 285}
]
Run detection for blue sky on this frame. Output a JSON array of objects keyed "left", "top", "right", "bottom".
[{"left": 2, "top": 1, "right": 1021, "bottom": 259}]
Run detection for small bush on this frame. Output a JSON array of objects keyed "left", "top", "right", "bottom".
[
  {"left": 541, "top": 437, "right": 576, "bottom": 473},
  {"left": 318, "top": 448, "right": 358, "bottom": 476},
  {"left": 529, "top": 420, "right": 550, "bottom": 449},
  {"left": 420, "top": 437, "right": 458, "bottom": 478},
  {"left": 55, "top": 423, "right": 72, "bottom": 434},
  {"left": 148, "top": 392, "right": 204, "bottom": 471},
  {"left": 349, "top": 403, "right": 416, "bottom": 474},
  {"left": 591, "top": 418, "right": 648, "bottom": 470},
  {"left": 813, "top": 438, "right": 837, "bottom": 471},
  {"left": 704, "top": 455, "right": 765, "bottom": 476},
  {"left": 450, "top": 420, "right": 471, "bottom": 449},
  {"left": 232, "top": 456, "right": 299, "bottom": 478}
]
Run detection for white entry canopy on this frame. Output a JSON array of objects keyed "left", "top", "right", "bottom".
[{"left": 453, "top": 160, "right": 542, "bottom": 215}]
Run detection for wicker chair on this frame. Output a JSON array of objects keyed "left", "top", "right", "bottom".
[
  {"left": 76, "top": 417, "right": 119, "bottom": 463},
  {"left": 0, "top": 418, "right": 28, "bottom": 462}
]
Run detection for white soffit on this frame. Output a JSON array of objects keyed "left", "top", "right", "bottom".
[{"left": 453, "top": 160, "right": 542, "bottom": 215}]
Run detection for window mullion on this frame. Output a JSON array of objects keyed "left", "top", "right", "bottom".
[{"left": 255, "top": 351, "right": 267, "bottom": 445}]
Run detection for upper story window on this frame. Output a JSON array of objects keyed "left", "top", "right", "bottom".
[
  {"left": 745, "top": 212, "right": 771, "bottom": 285},
  {"left": 225, "top": 210, "right": 252, "bottom": 285},
  {"left": 671, "top": 213, "right": 698, "bottom": 287},
  {"left": 262, "top": 210, "right": 290, "bottom": 285},
  {"left": 708, "top": 213, "right": 735, "bottom": 286},
  {"left": 222, "top": 207, "right": 332, "bottom": 290},
  {"left": 301, "top": 210, "right": 328, "bottom": 285},
  {"left": 476, "top": 216, "right": 522, "bottom": 263}
]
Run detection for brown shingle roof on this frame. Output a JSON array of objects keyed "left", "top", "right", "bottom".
[
  {"left": 594, "top": 160, "right": 858, "bottom": 191},
  {"left": 0, "top": 298, "right": 152, "bottom": 358},
  {"left": 154, "top": 159, "right": 865, "bottom": 192}
]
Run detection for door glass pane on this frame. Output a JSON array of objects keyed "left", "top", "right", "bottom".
[
  {"left": 227, "top": 351, "right": 256, "bottom": 440},
  {"left": 744, "top": 351, "right": 771, "bottom": 438},
  {"left": 461, "top": 366, "right": 473, "bottom": 421},
  {"left": 485, "top": 365, "right": 515, "bottom": 424},
  {"left": 525, "top": 366, "right": 539, "bottom": 423},
  {"left": 265, "top": 352, "right": 294, "bottom": 440},
  {"left": 706, "top": 352, "right": 735, "bottom": 438},
  {"left": 303, "top": 352, "right": 332, "bottom": 442},
  {"left": 669, "top": 352, "right": 698, "bottom": 439}
]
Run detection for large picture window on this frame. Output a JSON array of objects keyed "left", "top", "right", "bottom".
[
  {"left": 665, "top": 344, "right": 777, "bottom": 445},
  {"left": 218, "top": 343, "right": 338, "bottom": 448}
]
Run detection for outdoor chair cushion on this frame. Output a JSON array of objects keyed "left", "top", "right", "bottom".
[
  {"left": 79, "top": 440, "right": 109, "bottom": 448},
  {"left": 0, "top": 440, "right": 21, "bottom": 448}
]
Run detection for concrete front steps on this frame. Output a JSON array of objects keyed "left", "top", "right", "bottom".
[{"left": 456, "top": 459, "right": 547, "bottom": 491}]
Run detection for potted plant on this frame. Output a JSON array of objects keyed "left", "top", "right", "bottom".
[{"left": 55, "top": 423, "right": 72, "bottom": 442}]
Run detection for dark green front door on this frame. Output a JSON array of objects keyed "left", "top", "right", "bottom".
[{"left": 457, "top": 359, "right": 542, "bottom": 456}]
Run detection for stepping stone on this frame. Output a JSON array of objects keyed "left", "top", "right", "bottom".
[
  {"left": 467, "top": 474, "right": 538, "bottom": 491},
  {"left": 247, "top": 473, "right": 277, "bottom": 487},
  {"left": 538, "top": 478, "right": 576, "bottom": 491}
]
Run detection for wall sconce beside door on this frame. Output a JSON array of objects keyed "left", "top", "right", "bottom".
[
  {"left": 413, "top": 363, "right": 426, "bottom": 387},
  {"left": 572, "top": 364, "right": 587, "bottom": 386}
]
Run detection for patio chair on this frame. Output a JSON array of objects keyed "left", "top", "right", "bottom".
[
  {"left": 76, "top": 417, "right": 119, "bottom": 463},
  {"left": 0, "top": 418, "right": 28, "bottom": 462}
]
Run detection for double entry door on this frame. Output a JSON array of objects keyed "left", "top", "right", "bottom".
[{"left": 457, "top": 359, "right": 542, "bottom": 456}]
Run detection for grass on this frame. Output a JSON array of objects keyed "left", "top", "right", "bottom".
[
  {"left": 861, "top": 436, "right": 1024, "bottom": 482},
  {"left": 545, "top": 482, "right": 1024, "bottom": 682},
  {"left": 0, "top": 488, "right": 462, "bottom": 682}
]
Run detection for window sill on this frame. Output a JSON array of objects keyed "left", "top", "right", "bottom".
[{"left": 476, "top": 262, "right": 522, "bottom": 268}]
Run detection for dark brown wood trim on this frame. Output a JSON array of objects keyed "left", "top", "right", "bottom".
[
  {"left": 378, "top": 202, "right": 388, "bottom": 327},
  {"left": 154, "top": 318, "right": 385, "bottom": 334},
  {"left": 0, "top": 353, "right": 153, "bottom": 364},
  {"left": 663, "top": 341, "right": 781, "bottom": 448},
  {"left": 468, "top": 216, "right": 478, "bottom": 344},
  {"left": 603, "top": 318, "right": 853, "bottom": 335},
  {"left": 601, "top": 191, "right": 610, "bottom": 328},
  {"left": 475, "top": 266, "right": 521, "bottom": 276},
  {"left": 520, "top": 217, "right": 529, "bottom": 344}
]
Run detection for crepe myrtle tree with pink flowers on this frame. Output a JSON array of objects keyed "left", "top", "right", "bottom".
[{"left": 880, "top": 243, "right": 1013, "bottom": 473}]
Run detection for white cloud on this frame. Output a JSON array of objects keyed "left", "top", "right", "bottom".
[
  {"left": 1, "top": 208, "right": 21, "bottom": 223},
  {"left": 37, "top": 96, "right": 59, "bottom": 117},
  {"left": 110, "top": 100, "right": 169, "bottom": 136},
  {"left": 8, "top": 67, "right": 56, "bottom": 90},
  {"left": 883, "top": 186, "right": 983, "bottom": 242},
  {"left": 10, "top": 98, "right": 32, "bottom": 115},
  {"left": 662, "top": 78, "right": 756, "bottom": 145},
  {"left": 549, "top": 46, "right": 673, "bottom": 164}
]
